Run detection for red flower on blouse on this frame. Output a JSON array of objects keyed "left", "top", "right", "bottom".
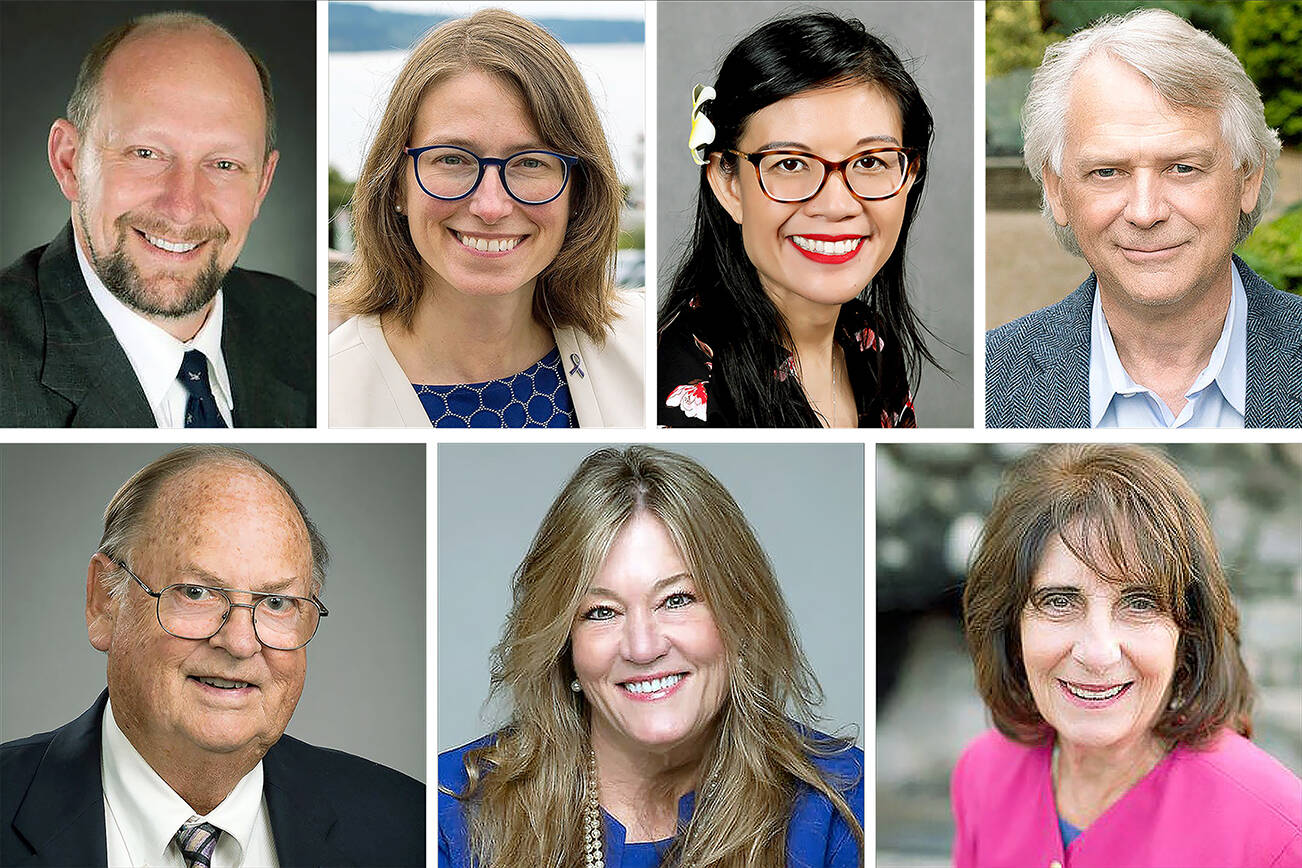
[{"left": 666, "top": 382, "right": 708, "bottom": 421}]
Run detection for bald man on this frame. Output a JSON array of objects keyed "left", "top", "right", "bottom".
[
  {"left": 0, "top": 446, "right": 423, "bottom": 867},
  {"left": 0, "top": 12, "right": 314, "bottom": 428}
]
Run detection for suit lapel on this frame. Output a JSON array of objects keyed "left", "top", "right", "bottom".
[
  {"left": 1240, "top": 257, "right": 1302, "bottom": 427},
  {"left": 221, "top": 272, "right": 308, "bottom": 427},
  {"left": 1028, "top": 280, "right": 1093, "bottom": 427},
  {"left": 10, "top": 693, "right": 110, "bottom": 868},
  {"left": 36, "top": 225, "right": 155, "bottom": 427},
  {"left": 263, "top": 736, "right": 339, "bottom": 868}
]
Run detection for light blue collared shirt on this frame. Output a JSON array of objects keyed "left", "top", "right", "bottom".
[{"left": 1090, "top": 265, "right": 1246, "bottom": 428}]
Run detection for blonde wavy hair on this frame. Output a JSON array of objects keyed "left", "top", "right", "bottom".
[
  {"left": 448, "top": 446, "right": 863, "bottom": 867},
  {"left": 332, "top": 8, "right": 622, "bottom": 340}
]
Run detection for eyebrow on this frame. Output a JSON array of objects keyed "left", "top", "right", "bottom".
[
  {"left": 178, "top": 566, "right": 306, "bottom": 595},
  {"left": 584, "top": 573, "right": 695, "bottom": 601},
  {"left": 1072, "top": 147, "right": 1220, "bottom": 167},
  {"left": 756, "top": 135, "right": 902, "bottom": 151},
  {"left": 414, "top": 137, "right": 549, "bottom": 154}
]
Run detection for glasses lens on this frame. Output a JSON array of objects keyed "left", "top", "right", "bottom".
[
  {"left": 416, "top": 147, "right": 482, "bottom": 198},
  {"left": 158, "top": 585, "right": 228, "bottom": 640},
  {"left": 846, "top": 150, "right": 908, "bottom": 199},
  {"left": 254, "top": 596, "right": 320, "bottom": 650},
  {"left": 502, "top": 151, "right": 568, "bottom": 204},
  {"left": 757, "top": 152, "right": 826, "bottom": 202}
]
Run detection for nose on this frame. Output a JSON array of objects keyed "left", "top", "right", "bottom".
[
  {"left": 1071, "top": 610, "right": 1123, "bottom": 673},
  {"left": 153, "top": 162, "right": 205, "bottom": 226},
  {"left": 1122, "top": 171, "right": 1169, "bottom": 229},
  {"left": 207, "top": 601, "right": 262, "bottom": 658},
  {"left": 466, "top": 164, "right": 515, "bottom": 224},
  {"left": 621, "top": 609, "right": 669, "bottom": 664},
  {"left": 804, "top": 167, "right": 863, "bottom": 220}
]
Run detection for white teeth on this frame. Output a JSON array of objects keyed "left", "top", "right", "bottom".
[
  {"left": 456, "top": 232, "right": 520, "bottom": 252},
  {"left": 143, "top": 233, "right": 200, "bottom": 253},
  {"left": 1065, "top": 682, "right": 1125, "bottom": 700},
  {"left": 622, "top": 673, "right": 684, "bottom": 695},
  {"left": 791, "top": 236, "right": 863, "bottom": 256},
  {"left": 197, "top": 676, "right": 249, "bottom": 689}
]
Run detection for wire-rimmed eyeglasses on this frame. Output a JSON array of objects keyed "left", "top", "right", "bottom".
[
  {"left": 116, "top": 560, "right": 328, "bottom": 651},
  {"left": 725, "top": 146, "right": 916, "bottom": 203},
  {"left": 404, "top": 144, "right": 580, "bottom": 205}
]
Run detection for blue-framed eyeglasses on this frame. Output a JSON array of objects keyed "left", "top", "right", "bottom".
[{"left": 403, "top": 145, "right": 580, "bottom": 205}]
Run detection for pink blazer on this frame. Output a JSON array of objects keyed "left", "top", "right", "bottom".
[{"left": 951, "top": 727, "right": 1302, "bottom": 868}]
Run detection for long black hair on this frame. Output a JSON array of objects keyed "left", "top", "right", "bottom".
[{"left": 660, "top": 12, "right": 938, "bottom": 427}]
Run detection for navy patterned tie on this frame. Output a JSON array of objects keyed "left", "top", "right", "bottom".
[
  {"left": 178, "top": 350, "right": 227, "bottom": 428},
  {"left": 175, "top": 817, "right": 221, "bottom": 868}
]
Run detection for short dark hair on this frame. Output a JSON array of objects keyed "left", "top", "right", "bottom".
[
  {"left": 964, "top": 444, "right": 1253, "bottom": 746},
  {"left": 66, "top": 11, "right": 276, "bottom": 160}
]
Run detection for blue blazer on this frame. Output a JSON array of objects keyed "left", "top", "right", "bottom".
[
  {"left": 985, "top": 256, "right": 1302, "bottom": 428},
  {"left": 438, "top": 732, "right": 864, "bottom": 868},
  {"left": 0, "top": 691, "right": 425, "bottom": 867}
]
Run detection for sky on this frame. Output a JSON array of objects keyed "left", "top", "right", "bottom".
[{"left": 338, "top": 0, "right": 644, "bottom": 21}]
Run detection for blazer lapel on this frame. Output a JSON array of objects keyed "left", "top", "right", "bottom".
[
  {"left": 35, "top": 225, "right": 154, "bottom": 427},
  {"left": 221, "top": 274, "right": 309, "bottom": 428},
  {"left": 1028, "top": 280, "right": 1093, "bottom": 427},
  {"left": 263, "top": 738, "right": 339, "bottom": 868},
  {"left": 10, "top": 693, "right": 110, "bottom": 868},
  {"left": 554, "top": 325, "right": 602, "bottom": 427},
  {"left": 1240, "top": 257, "right": 1302, "bottom": 428}
]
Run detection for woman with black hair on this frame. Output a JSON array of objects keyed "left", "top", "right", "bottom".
[{"left": 658, "top": 12, "right": 937, "bottom": 428}]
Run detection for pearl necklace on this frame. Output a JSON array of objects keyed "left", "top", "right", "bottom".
[{"left": 583, "top": 748, "right": 605, "bottom": 868}]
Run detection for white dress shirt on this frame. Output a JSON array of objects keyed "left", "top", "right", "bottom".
[
  {"left": 1090, "top": 265, "right": 1246, "bottom": 428},
  {"left": 101, "top": 698, "right": 279, "bottom": 868},
  {"left": 76, "top": 238, "right": 235, "bottom": 427}
]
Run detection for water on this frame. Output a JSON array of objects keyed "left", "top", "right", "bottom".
[{"left": 328, "top": 43, "right": 645, "bottom": 194}]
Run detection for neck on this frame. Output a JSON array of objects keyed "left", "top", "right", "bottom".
[
  {"left": 591, "top": 725, "right": 707, "bottom": 843},
  {"left": 1098, "top": 266, "right": 1232, "bottom": 414},
  {"left": 113, "top": 709, "right": 259, "bottom": 816},
  {"left": 382, "top": 277, "right": 553, "bottom": 384},
  {"left": 763, "top": 284, "right": 853, "bottom": 426},
  {"left": 1053, "top": 733, "right": 1168, "bottom": 828}
]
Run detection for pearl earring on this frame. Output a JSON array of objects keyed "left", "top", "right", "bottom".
[{"left": 571, "top": 679, "right": 582, "bottom": 693}]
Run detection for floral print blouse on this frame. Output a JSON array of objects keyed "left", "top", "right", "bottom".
[{"left": 657, "top": 297, "right": 916, "bottom": 428}]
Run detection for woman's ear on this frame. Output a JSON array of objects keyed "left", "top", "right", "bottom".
[{"left": 706, "top": 154, "right": 744, "bottom": 225}]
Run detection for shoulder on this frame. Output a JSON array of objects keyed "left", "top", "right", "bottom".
[
  {"left": 953, "top": 729, "right": 1043, "bottom": 799},
  {"left": 270, "top": 732, "right": 423, "bottom": 798},
  {"left": 438, "top": 733, "right": 498, "bottom": 794},
  {"left": 1239, "top": 258, "right": 1302, "bottom": 323},
  {"left": 985, "top": 279, "right": 1094, "bottom": 362},
  {"left": 224, "top": 267, "right": 314, "bottom": 319},
  {"left": 656, "top": 302, "right": 715, "bottom": 427},
  {"left": 788, "top": 732, "right": 865, "bottom": 865},
  {"left": 0, "top": 242, "right": 46, "bottom": 297},
  {"left": 1173, "top": 730, "right": 1302, "bottom": 830},
  {"left": 328, "top": 313, "right": 375, "bottom": 359}
]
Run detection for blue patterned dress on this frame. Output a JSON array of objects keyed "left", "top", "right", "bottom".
[{"left": 413, "top": 347, "right": 577, "bottom": 428}]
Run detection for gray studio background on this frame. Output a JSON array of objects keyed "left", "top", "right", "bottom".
[
  {"left": 0, "top": 1, "right": 316, "bottom": 293},
  {"left": 438, "top": 443, "right": 864, "bottom": 752},
  {"left": 0, "top": 444, "right": 425, "bottom": 782},
  {"left": 657, "top": 1, "right": 974, "bottom": 427},
  {"left": 875, "top": 443, "right": 1302, "bottom": 866}
]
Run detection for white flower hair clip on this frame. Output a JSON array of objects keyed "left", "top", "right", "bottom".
[{"left": 689, "top": 84, "right": 717, "bottom": 167}]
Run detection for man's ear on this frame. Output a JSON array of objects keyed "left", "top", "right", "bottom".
[
  {"left": 250, "top": 148, "right": 280, "bottom": 221},
  {"left": 87, "top": 554, "right": 120, "bottom": 652},
  {"left": 1239, "top": 161, "right": 1264, "bottom": 216},
  {"left": 1042, "top": 167, "right": 1069, "bottom": 227},
  {"left": 49, "top": 119, "right": 83, "bottom": 204},
  {"left": 706, "top": 154, "right": 744, "bottom": 225}
]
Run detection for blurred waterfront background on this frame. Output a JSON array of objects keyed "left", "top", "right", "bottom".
[
  {"left": 876, "top": 443, "right": 1302, "bottom": 867},
  {"left": 326, "top": 1, "right": 645, "bottom": 319},
  {"left": 985, "top": 0, "right": 1302, "bottom": 329}
]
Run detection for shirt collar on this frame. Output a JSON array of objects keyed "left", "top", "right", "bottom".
[
  {"left": 75, "top": 235, "right": 234, "bottom": 413},
  {"left": 101, "top": 697, "right": 264, "bottom": 865},
  {"left": 1088, "top": 265, "right": 1246, "bottom": 427}
]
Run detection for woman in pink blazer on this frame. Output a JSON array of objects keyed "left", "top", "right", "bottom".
[{"left": 954, "top": 444, "right": 1302, "bottom": 868}]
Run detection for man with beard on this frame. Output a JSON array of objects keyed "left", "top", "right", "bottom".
[{"left": 0, "top": 11, "right": 313, "bottom": 427}]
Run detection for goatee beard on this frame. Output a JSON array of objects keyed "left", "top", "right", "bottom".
[{"left": 80, "top": 205, "right": 230, "bottom": 318}]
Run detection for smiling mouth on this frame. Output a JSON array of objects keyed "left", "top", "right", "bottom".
[
  {"left": 452, "top": 230, "right": 524, "bottom": 253},
  {"left": 1060, "top": 679, "right": 1131, "bottom": 701},
  {"left": 190, "top": 675, "right": 254, "bottom": 690},
  {"left": 135, "top": 229, "right": 204, "bottom": 254},
  {"left": 619, "top": 672, "right": 686, "bottom": 696},
  {"left": 789, "top": 235, "right": 865, "bottom": 256}
]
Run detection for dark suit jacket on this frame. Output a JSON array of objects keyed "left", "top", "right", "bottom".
[
  {"left": 0, "top": 223, "right": 315, "bottom": 427},
  {"left": 1, "top": 692, "right": 425, "bottom": 867},
  {"left": 986, "top": 256, "right": 1302, "bottom": 428}
]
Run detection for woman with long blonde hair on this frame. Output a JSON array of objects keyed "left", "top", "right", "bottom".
[
  {"left": 438, "top": 446, "right": 864, "bottom": 867},
  {"left": 330, "top": 9, "right": 642, "bottom": 428}
]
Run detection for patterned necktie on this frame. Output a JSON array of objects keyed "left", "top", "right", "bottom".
[
  {"left": 175, "top": 817, "right": 221, "bottom": 868},
  {"left": 178, "top": 349, "right": 227, "bottom": 428}
]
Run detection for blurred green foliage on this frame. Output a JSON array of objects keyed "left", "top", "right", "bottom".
[
  {"left": 1046, "top": 0, "right": 1236, "bottom": 42},
  {"left": 1238, "top": 205, "right": 1302, "bottom": 296},
  {"left": 328, "top": 166, "right": 355, "bottom": 251},
  {"left": 618, "top": 224, "right": 645, "bottom": 250},
  {"left": 986, "top": 2, "right": 1062, "bottom": 80},
  {"left": 1234, "top": 1, "right": 1302, "bottom": 146}
]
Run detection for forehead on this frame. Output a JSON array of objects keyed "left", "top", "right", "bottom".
[
  {"left": 411, "top": 68, "right": 542, "bottom": 150},
  {"left": 1063, "top": 55, "right": 1224, "bottom": 156},
  {"left": 1030, "top": 532, "right": 1157, "bottom": 597},
  {"left": 740, "top": 82, "right": 903, "bottom": 150},
  {"left": 95, "top": 26, "right": 267, "bottom": 151},
  {"left": 588, "top": 513, "right": 690, "bottom": 596}
]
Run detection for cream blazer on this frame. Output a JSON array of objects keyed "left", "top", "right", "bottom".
[{"left": 328, "top": 288, "right": 645, "bottom": 428}]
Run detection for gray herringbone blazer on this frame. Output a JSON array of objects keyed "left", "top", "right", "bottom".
[{"left": 986, "top": 256, "right": 1302, "bottom": 428}]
